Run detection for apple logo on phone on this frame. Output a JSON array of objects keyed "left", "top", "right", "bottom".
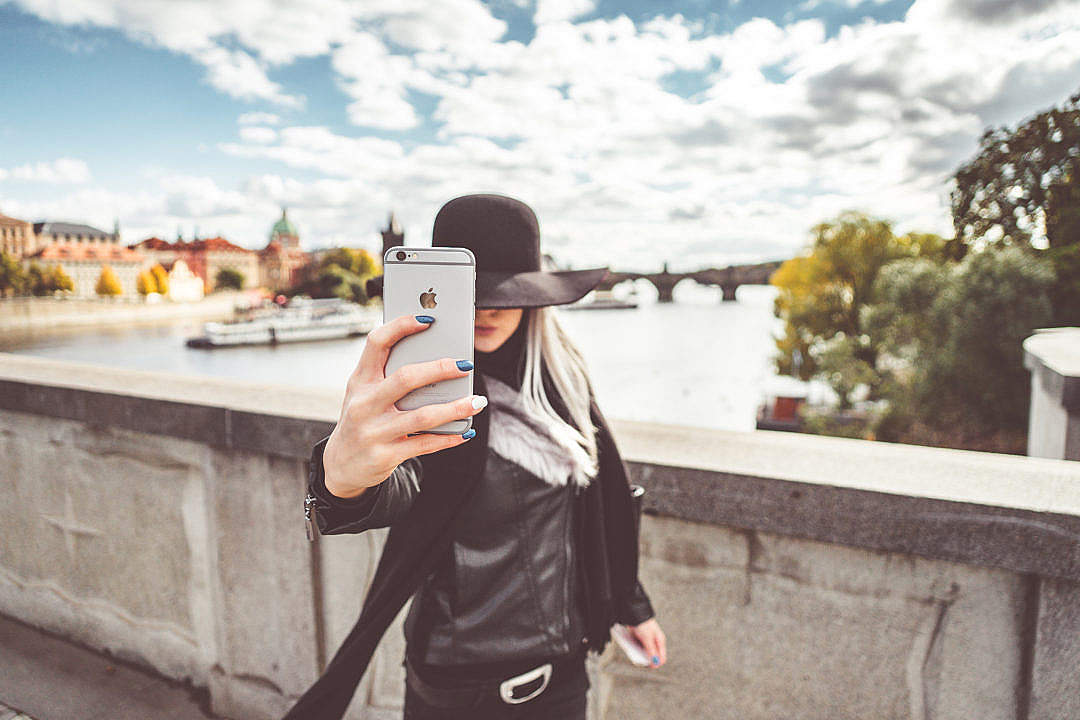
[{"left": 419, "top": 287, "right": 437, "bottom": 309}]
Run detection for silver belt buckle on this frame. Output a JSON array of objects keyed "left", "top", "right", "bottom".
[{"left": 499, "top": 662, "right": 552, "bottom": 704}]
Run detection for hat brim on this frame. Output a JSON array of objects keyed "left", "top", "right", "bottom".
[
  {"left": 366, "top": 267, "right": 609, "bottom": 309},
  {"left": 475, "top": 267, "right": 609, "bottom": 308}
]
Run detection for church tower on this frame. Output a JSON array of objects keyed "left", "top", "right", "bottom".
[
  {"left": 270, "top": 208, "right": 300, "bottom": 250},
  {"left": 380, "top": 211, "right": 404, "bottom": 258}
]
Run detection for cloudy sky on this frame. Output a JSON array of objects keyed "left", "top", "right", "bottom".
[{"left": 1, "top": 0, "right": 1078, "bottom": 271}]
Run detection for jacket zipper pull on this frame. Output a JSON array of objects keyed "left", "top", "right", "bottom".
[{"left": 304, "top": 493, "right": 317, "bottom": 542}]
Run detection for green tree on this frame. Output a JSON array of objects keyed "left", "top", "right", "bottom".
[
  {"left": 0, "top": 251, "right": 29, "bottom": 297},
  {"left": 296, "top": 247, "right": 380, "bottom": 304},
  {"left": 951, "top": 88, "right": 1080, "bottom": 250},
  {"left": 1044, "top": 169, "right": 1080, "bottom": 325},
  {"left": 873, "top": 247, "right": 1053, "bottom": 450},
  {"left": 215, "top": 267, "right": 245, "bottom": 290},
  {"left": 95, "top": 265, "right": 123, "bottom": 296},
  {"left": 771, "top": 211, "right": 912, "bottom": 407},
  {"left": 26, "top": 261, "right": 57, "bottom": 296}
]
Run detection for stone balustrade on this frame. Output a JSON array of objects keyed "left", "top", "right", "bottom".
[{"left": 1, "top": 352, "right": 1078, "bottom": 719}]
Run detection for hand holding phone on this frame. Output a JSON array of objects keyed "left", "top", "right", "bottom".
[
  {"left": 321, "top": 313, "right": 488, "bottom": 501},
  {"left": 381, "top": 246, "right": 475, "bottom": 433}
]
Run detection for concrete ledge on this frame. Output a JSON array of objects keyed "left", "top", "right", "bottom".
[
  {"left": 2, "top": 352, "right": 1079, "bottom": 583},
  {"left": 0, "top": 353, "right": 336, "bottom": 461}
]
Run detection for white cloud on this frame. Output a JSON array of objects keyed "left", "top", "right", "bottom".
[
  {"left": 331, "top": 34, "right": 423, "bottom": 129},
  {"left": 193, "top": 46, "right": 304, "bottom": 108},
  {"left": 535, "top": 0, "right": 597, "bottom": 25},
  {"left": 238, "top": 112, "right": 282, "bottom": 125},
  {"left": 238, "top": 126, "right": 278, "bottom": 144},
  {"left": 9, "top": 0, "right": 1080, "bottom": 268},
  {"left": 4, "top": 158, "right": 92, "bottom": 184}
]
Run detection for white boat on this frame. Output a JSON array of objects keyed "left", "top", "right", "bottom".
[{"left": 187, "top": 297, "right": 377, "bottom": 347}]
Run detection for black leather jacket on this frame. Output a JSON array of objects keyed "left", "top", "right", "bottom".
[{"left": 306, "top": 431, "right": 653, "bottom": 665}]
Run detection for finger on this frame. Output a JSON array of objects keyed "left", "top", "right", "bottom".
[
  {"left": 384, "top": 393, "right": 487, "bottom": 438},
  {"left": 658, "top": 632, "right": 667, "bottom": 665},
  {"left": 391, "top": 427, "right": 475, "bottom": 460},
  {"left": 352, "top": 313, "right": 433, "bottom": 385},
  {"left": 646, "top": 631, "right": 661, "bottom": 666},
  {"left": 376, "top": 356, "right": 472, "bottom": 409}
]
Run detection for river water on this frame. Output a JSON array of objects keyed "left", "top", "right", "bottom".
[{"left": 0, "top": 283, "right": 790, "bottom": 432}]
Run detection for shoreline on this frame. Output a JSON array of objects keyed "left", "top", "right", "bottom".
[{"left": 0, "top": 293, "right": 243, "bottom": 333}]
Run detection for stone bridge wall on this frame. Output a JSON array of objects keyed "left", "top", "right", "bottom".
[{"left": 1, "top": 353, "right": 1078, "bottom": 719}]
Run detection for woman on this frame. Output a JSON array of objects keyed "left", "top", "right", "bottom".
[{"left": 291, "top": 195, "right": 666, "bottom": 720}]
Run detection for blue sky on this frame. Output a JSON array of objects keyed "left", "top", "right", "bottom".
[{"left": 1, "top": 0, "right": 1078, "bottom": 270}]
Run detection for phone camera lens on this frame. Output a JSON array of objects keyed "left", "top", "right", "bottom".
[{"left": 395, "top": 250, "right": 407, "bottom": 261}]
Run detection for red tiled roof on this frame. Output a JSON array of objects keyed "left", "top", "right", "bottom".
[
  {"left": 132, "top": 237, "right": 174, "bottom": 250},
  {"left": 130, "top": 236, "right": 255, "bottom": 254},
  {"left": 0, "top": 213, "right": 32, "bottom": 227},
  {"left": 186, "top": 236, "right": 253, "bottom": 253},
  {"left": 30, "top": 242, "right": 144, "bottom": 263}
]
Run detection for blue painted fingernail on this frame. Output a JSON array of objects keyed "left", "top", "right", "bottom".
[
  {"left": 462, "top": 429, "right": 476, "bottom": 439},
  {"left": 456, "top": 360, "right": 473, "bottom": 371},
  {"left": 416, "top": 315, "right": 434, "bottom": 324},
  {"left": 652, "top": 655, "right": 659, "bottom": 665}
]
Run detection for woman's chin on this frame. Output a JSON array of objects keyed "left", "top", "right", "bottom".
[{"left": 474, "top": 335, "right": 504, "bottom": 353}]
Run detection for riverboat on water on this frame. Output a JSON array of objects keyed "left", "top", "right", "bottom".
[{"left": 186, "top": 297, "right": 377, "bottom": 348}]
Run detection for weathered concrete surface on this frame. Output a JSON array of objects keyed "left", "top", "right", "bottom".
[
  {"left": 598, "top": 515, "right": 1028, "bottom": 720},
  {"left": 2, "top": 353, "right": 1080, "bottom": 719},
  {"left": 0, "top": 613, "right": 212, "bottom": 720},
  {"left": 1030, "top": 577, "right": 1080, "bottom": 719}
]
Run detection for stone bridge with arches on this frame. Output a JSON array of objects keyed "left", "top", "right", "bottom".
[{"left": 594, "top": 259, "right": 785, "bottom": 302}]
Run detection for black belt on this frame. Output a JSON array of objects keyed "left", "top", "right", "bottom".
[{"left": 404, "top": 647, "right": 586, "bottom": 709}]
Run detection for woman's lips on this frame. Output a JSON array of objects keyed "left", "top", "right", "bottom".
[{"left": 475, "top": 326, "right": 496, "bottom": 335}]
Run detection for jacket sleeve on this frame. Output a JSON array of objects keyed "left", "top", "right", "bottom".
[
  {"left": 307, "top": 433, "right": 423, "bottom": 535},
  {"left": 613, "top": 579, "right": 656, "bottom": 626},
  {"left": 586, "top": 388, "right": 657, "bottom": 627}
]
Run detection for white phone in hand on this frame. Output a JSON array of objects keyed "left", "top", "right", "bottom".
[{"left": 382, "top": 245, "right": 476, "bottom": 435}]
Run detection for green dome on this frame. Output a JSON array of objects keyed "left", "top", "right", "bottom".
[{"left": 270, "top": 209, "right": 298, "bottom": 239}]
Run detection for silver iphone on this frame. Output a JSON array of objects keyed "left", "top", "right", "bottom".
[{"left": 382, "top": 245, "right": 476, "bottom": 435}]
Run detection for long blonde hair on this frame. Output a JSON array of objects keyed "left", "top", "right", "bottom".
[{"left": 518, "top": 306, "right": 600, "bottom": 483}]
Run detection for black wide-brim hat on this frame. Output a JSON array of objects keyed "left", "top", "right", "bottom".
[{"left": 367, "top": 194, "right": 609, "bottom": 309}]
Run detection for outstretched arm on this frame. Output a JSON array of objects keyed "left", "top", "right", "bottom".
[{"left": 307, "top": 433, "right": 424, "bottom": 534}]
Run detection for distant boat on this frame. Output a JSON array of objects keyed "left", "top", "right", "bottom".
[
  {"left": 563, "top": 288, "right": 639, "bottom": 310},
  {"left": 186, "top": 297, "right": 377, "bottom": 348}
]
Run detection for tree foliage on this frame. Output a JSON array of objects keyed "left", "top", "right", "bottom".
[
  {"left": 51, "top": 265, "right": 74, "bottom": 293},
  {"left": 951, "top": 88, "right": 1080, "bottom": 250},
  {"left": 295, "top": 247, "right": 380, "bottom": 304},
  {"left": 137, "top": 269, "right": 158, "bottom": 295},
  {"left": 215, "top": 267, "right": 245, "bottom": 290},
  {"left": 771, "top": 211, "right": 927, "bottom": 406},
  {"left": 95, "top": 265, "right": 123, "bottom": 296},
  {"left": 1, "top": 256, "right": 76, "bottom": 296},
  {"left": 151, "top": 264, "right": 170, "bottom": 295},
  {"left": 0, "top": 251, "right": 26, "bottom": 296},
  {"left": 872, "top": 246, "right": 1053, "bottom": 446}
]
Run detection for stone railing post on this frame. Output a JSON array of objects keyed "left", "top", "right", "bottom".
[{"left": 1023, "top": 327, "right": 1080, "bottom": 461}]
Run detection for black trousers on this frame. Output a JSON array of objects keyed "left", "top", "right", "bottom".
[{"left": 402, "top": 652, "right": 590, "bottom": 720}]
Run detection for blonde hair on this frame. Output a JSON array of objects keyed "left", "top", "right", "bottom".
[{"left": 518, "top": 306, "right": 600, "bottom": 484}]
